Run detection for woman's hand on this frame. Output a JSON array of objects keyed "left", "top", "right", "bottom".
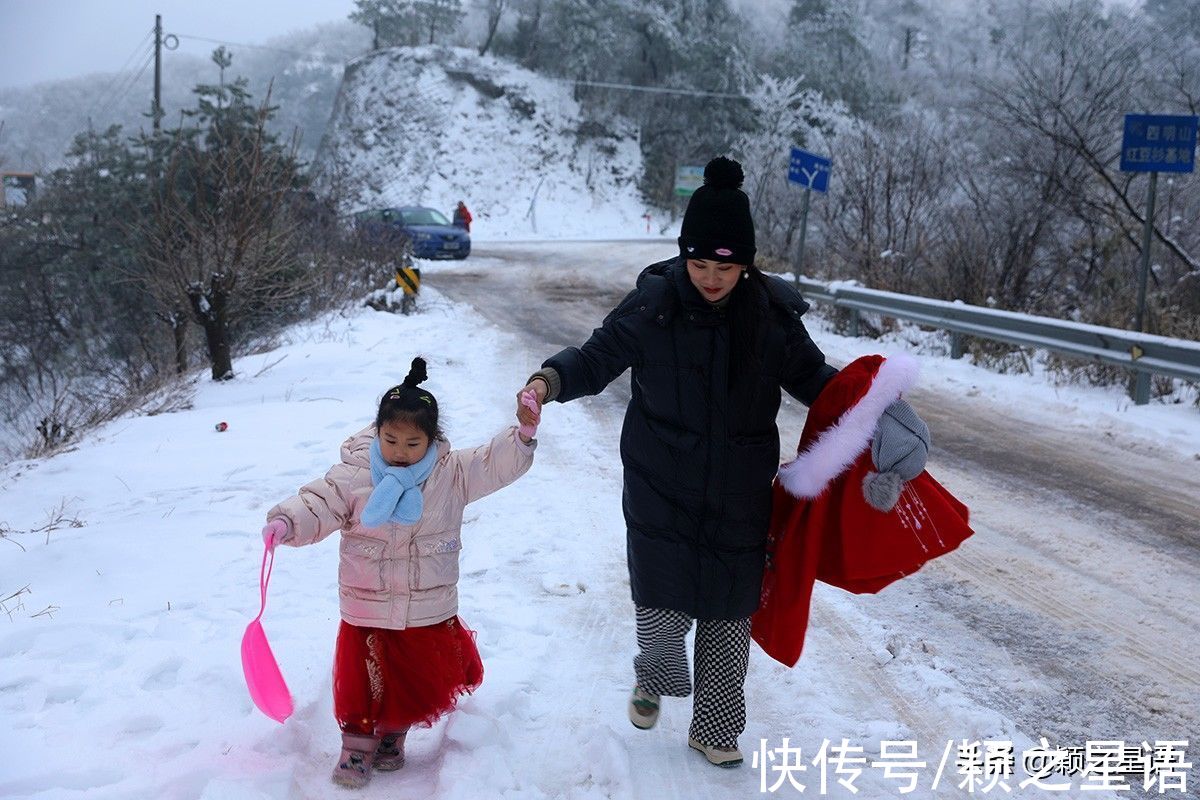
[{"left": 516, "top": 380, "right": 547, "bottom": 429}]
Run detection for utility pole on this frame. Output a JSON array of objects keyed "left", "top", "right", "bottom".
[{"left": 153, "top": 14, "right": 163, "bottom": 134}]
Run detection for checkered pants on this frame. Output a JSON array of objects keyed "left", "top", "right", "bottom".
[{"left": 632, "top": 605, "right": 752, "bottom": 748}]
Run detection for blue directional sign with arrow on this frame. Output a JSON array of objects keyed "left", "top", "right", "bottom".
[{"left": 788, "top": 147, "right": 832, "bottom": 193}]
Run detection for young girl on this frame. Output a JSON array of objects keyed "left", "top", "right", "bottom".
[{"left": 262, "top": 357, "right": 537, "bottom": 788}]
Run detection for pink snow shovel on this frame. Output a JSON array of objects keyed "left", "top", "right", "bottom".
[{"left": 241, "top": 539, "right": 294, "bottom": 723}]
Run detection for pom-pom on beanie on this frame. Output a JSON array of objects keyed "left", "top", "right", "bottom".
[{"left": 678, "top": 156, "right": 756, "bottom": 266}]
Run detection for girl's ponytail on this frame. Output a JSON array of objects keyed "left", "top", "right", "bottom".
[
  {"left": 377, "top": 357, "right": 442, "bottom": 440},
  {"left": 401, "top": 357, "right": 428, "bottom": 389}
]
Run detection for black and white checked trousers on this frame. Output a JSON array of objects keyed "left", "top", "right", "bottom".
[{"left": 632, "top": 605, "right": 752, "bottom": 748}]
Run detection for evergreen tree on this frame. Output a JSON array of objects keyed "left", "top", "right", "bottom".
[
  {"left": 350, "top": 0, "right": 463, "bottom": 47},
  {"left": 351, "top": 0, "right": 422, "bottom": 47},
  {"left": 415, "top": 0, "right": 465, "bottom": 44},
  {"left": 784, "top": 0, "right": 874, "bottom": 112}
]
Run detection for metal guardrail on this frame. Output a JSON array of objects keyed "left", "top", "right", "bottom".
[{"left": 795, "top": 278, "right": 1200, "bottom": 405}]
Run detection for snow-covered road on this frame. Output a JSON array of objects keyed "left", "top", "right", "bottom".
[
  {"left": 0, "top": 239, "right": 1195, "bottom": 799},
  {"left": 429, "top": 240, "right": 1200, "bottom": 797}
]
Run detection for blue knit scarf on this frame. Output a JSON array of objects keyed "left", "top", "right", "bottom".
[{"left": 361, "top": 437, "right": 439, "bottom": 527}]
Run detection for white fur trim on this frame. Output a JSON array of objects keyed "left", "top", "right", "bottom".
[{"left": 778, "top": 353, "right": 920, "bottom": 499}]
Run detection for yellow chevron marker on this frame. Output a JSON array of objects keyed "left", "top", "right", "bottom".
[{"left": 395, "top": 267, "right": 421, "bottom": 296}]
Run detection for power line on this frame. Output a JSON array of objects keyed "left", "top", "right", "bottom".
[
  {"left": 76, "top": 31, "right": 155, "bottom": 127},
  {"left": 568, "top": 79, "right": 749, "bottom": 100},
  {"left": 315, "top": 54, "right": 753, "bottom": 208},
  {"left": 89, "top": 49, "right": 157, "bottom": 131},
  {"left": 108, "top": 51, "right": 158, "bottom": 122},
  {"left": 173, "top": 33, "right": 322, "bottom": 60},
  {"left": 55, "top": 34, "right": 156, "bottom": 158},
  {"left": 96, "top": 28, "right": 156, "bottom": 95},
  {"left": 177, "top": 35, "right": 748, "bottom": 100}
]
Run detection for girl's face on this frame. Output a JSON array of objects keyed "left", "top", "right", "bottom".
[
  {"left": 686, "top": 259, "right": 743, "bottom": 303},
  {"left": 378, "top": 419, "right": 431, "bottom": 467}
]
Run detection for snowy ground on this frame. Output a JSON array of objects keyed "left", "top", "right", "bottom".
[{"left": 1, "top": 244, "right": 1196, "bottom": 799}]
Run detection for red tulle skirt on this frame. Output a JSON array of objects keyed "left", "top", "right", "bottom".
[{"left": 333, "top": 616, "right": 483, "bottom": 735}]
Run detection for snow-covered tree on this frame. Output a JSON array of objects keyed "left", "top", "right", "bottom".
[
  {"left": 351, "top": 0, "right": 464, "bottom": 47},
  {"left": 476, "top": 0, "right": 509, "bottom": 55},
  {"left": 733, "top": 75, "right": 850, "bottom": 269},
  {"left": 781, "top": 0, "right": 874, "bottom": 112},
  {"left": 352, "top": 0, "right": 421, "bottom": 47}
]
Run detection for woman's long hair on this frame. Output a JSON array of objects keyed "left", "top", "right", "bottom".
[{"left": 726, "top": 266, "right": 768, "bottom": 403}]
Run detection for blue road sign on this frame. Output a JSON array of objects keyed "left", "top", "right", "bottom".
[
  {"left": 788, "top": 147, "right": 832, "bottom": 193},
  {"left": 1120, "top": 114, "right": 1197, "bottom": 173}
]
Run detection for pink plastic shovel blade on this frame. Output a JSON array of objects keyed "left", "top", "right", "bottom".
[
  {"left": 241, "top": 619, "right": 294, "bottom": 723},
  {"left": 240, "top": 542, "right": 294, "bottom": 723}
]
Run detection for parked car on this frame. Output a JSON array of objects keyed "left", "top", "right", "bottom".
[{"left": 355, "top": 206, "right": 470, "bottom": 260}]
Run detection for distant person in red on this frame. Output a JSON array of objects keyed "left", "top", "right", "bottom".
[{"left": 452, "top": 201, "right": 472, "bottom": 232}]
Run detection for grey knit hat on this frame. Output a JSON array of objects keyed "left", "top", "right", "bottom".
[{"left": 863, "top": 400, "right": 930, "bottom": 511}]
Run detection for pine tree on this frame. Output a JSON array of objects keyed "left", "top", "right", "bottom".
[
  {"left": 350, "top": 0, "right": 423, "bottom": 48},
  {"left": 414, "top": 0, "right": 465, "bottom": 44},
  {"left": 350, "top": 0, "right": 463, "bottom": 47}
]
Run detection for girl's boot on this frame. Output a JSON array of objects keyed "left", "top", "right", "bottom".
[
  {"left": 331, "top": 732, "right": 379, "bottom": 789},
  {"left": 374, "top": 730, "right": 408, "bottom": 771}
]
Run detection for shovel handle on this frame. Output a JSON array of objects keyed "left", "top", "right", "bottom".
[{"left": 254, "top": 541, "right": 275, "bottom": 624}]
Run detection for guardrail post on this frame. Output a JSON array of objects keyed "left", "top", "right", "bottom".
[
  {"left": 1132, "top": 371, "right": 1151, "bottom": 406},
  {"left": 849, "top": 309, "right": 860, "bottom": 338},
  {"left": 950, "top": 331, "right": 964, "bottom": 360}
]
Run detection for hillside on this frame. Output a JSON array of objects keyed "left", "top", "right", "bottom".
[{"left": 315, "top": 46, "right": 662, "bottom": 240}]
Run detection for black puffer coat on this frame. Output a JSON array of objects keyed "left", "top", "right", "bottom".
[{"left": 544, "top": 257, "right": 834, "bottom": 619}]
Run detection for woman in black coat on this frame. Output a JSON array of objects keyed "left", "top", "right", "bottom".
[{"left": 516, "top": 157, "right": 928, "bottom": 767}]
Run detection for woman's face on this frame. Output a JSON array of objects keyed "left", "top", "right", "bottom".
[
  {"left": 378, "top": 419, "right": 431, "bottom": 467},
  {"left": 686, "top": 259, "right": 743, "bottom": 303}
]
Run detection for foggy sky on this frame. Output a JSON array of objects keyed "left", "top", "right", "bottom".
[{"left": 0, "top": 0, "right": 358, "bottom": 90}]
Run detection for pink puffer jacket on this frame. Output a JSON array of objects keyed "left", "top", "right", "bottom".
[{"left": 267, "top": 426, "right": 535, "bottom": 629}]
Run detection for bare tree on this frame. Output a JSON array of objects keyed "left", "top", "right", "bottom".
[
  {"left": 815, "top": 113, "right": 952, "bottom": 294},
  {"left": 478, "top": 0, "right": 509, "bottom": 56},
  {"left": 980, "top": 6, "right": 1197, "bottom": 272},
  {"left": 137, "top": 95, "right": 311, "bottom": 381},
  {"left": 734, "top": 76, "right": 850, "bottom": 271}
]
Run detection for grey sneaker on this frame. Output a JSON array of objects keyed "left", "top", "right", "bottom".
[
  {"left": 331, "top": 732, "right": 379, "bottom": 789},
  {"left": 374, "top": 730, "right": 407, "bottom": 771},
  {"left": 688, "top": 737, "right": 744, "bottom": 768},
  {"left": 628, "top": 686, "right": 660, "bottom": 730}
]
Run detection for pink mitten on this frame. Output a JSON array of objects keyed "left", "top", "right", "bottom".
[
  {"left": 518, "top": 389, "right": 541, "bottom": 440},
  {"left": 262, "top": 518, "right": 288, "bottom": 549}
]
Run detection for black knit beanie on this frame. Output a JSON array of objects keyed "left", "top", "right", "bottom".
[{"left": 678, "top": 156, "right": 756, "bottom": 266}]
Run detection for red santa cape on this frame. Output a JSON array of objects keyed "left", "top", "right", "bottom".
[{"left": 751, "top": 354, "right": 973, "bottom": 668}]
